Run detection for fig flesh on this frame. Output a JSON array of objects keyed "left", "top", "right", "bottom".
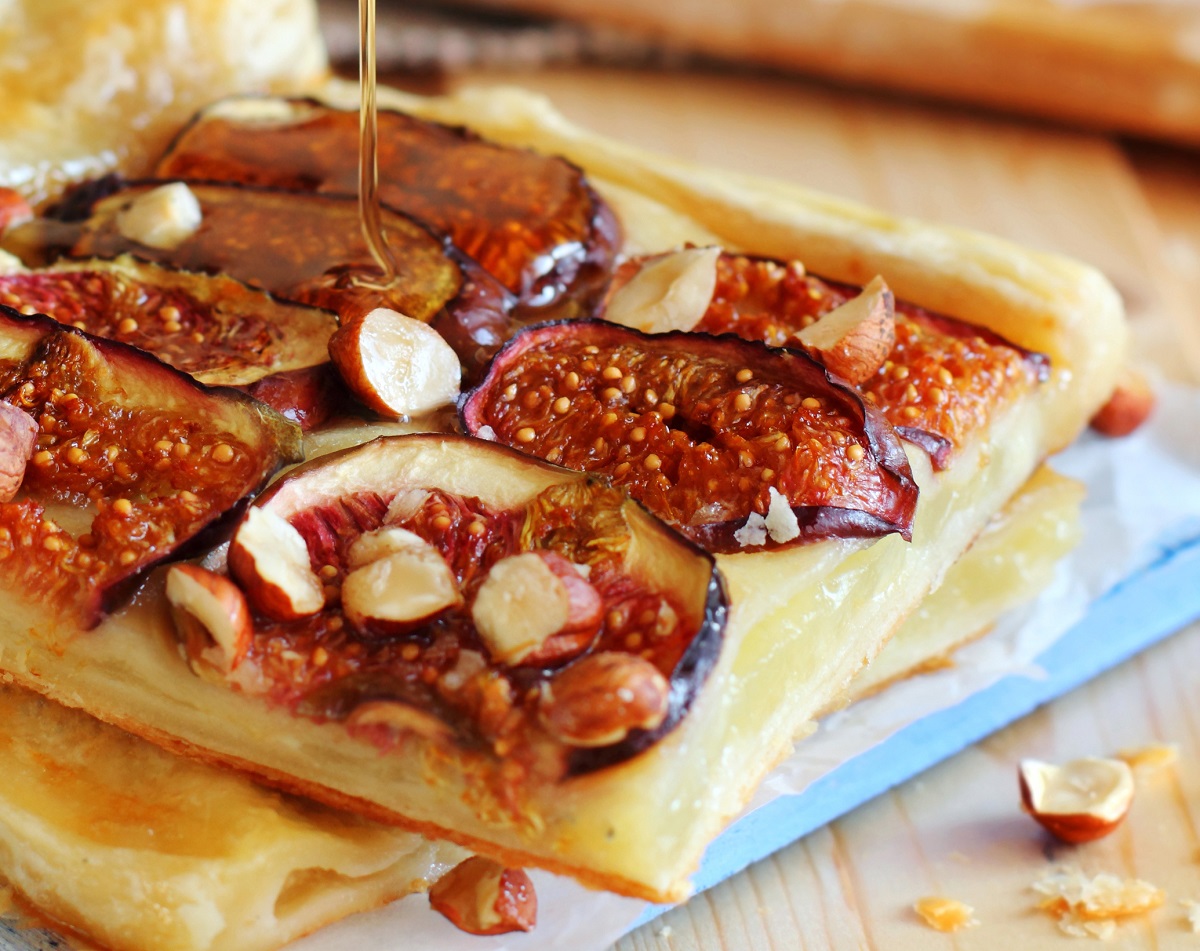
[
  {"left": 0, "top": 305, "right": 302, "bottom": 626},
  {"left": 156, "top": 98, "right": 621, "bottom": 316},
  {"left": 462, "top": 321, "right": 919, "bottom": 553},
  {"left": 207, "top": 434, "right": 726, "bottom": 777},
  {"left": 68, "top": 182, "right": 513, "bottom": 356},
  {"left": 0, "top": 255, "right": 337, "bottom": 388},
  {"left": 657, "top": 252, "right": 1050, "bottom": 469}
]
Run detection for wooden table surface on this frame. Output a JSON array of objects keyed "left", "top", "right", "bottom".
[{"left": 428, "top": 66, "right": 1200, "bottom": 951}]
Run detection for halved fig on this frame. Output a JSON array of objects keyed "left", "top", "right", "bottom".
[
  {"left": 0, "top": 304, "right": 302, "bottom": 626},
  {"left": 462, "top": 321, "right": 918, "bottom": 553},
  {"left": 0, "top": 255, "right": 337, "bottom": 388},
  {"left": 212, "top": 434, "right": 727, "bottom": 775},
  {"left": 156, "top": 97, "right": 621, "bottom": 316},
  {"left": 68, "top": 182, "right": 514, "bottom": 367},
  {"left": 609, "top": 251, "right": 1049, "bottom": 469}
]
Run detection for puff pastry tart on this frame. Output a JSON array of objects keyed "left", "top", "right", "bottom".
[{"left": 0, "top": 82, "right": 1124, "bottom": 910}]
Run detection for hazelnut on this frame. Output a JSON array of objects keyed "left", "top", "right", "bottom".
[
  {"left": 115, "top": 183, "right": 203, "bottom": 250},
  {"left": 341, "top": 529, "right": 461, "bottom": 635},
  {"left": 428, "top": 857, "right": 537, "bottom": 936},
  {"left": 328, "top": 307, "right": 461, "bottom": 418},
  {"left": 471, "top": 551, "right": 602, "bottom": 666},
  {"left": 602, "top": 246, "right": 721, "bottom": 334},
  {"left": 0, "top": 402, "right": 38, "bottom": 502},
  {"left": 1090, "top": 367, "right": 1155, "bottom": 437},
  {"left": 165, "top": 564, "right": 253, "bottom": 676},
  {"left": 538, "top": 651, "right": 669, "bottom": 747},
  {"left": 796, "top": 275, "right": 896, "bottom": 384},
  {"left": 1019, "top": 756, "right": 1134, "bottom": 843},
  {"left": 228, "top": 507, "right": 324, "bottom": 621}
]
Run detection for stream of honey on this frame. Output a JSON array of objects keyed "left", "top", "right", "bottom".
[{"left": 358, "top": 0, "right": 398, "bottom": 283}]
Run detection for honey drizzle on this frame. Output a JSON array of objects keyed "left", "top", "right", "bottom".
[{"left": 357, "top": 0, "right": 398, "bottom": 284}]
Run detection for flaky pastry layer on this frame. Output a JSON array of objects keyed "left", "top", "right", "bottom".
[{"left": 0, "top": 685, "right": 464, "bottom": 951}]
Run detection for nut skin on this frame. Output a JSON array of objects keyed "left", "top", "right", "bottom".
[
  {"left": 1018, "top": 757, "right": 1135, "bottom": 844},
  {"left": 428, "top": 857, "right": 537, "bottom": 936},
  {"left": 0, "top": 402, "right": 38, "bottom": 502},
  {"left": 228, "top": 507, "right": 325, "bottom": 622},
  {"left": 328, "top": 306, "right": 461, "bottom": 418},
  {"left": 516, "top": 551, "right": 604, "bottom": 667},
  {"left": 165, "top": 564, "right": 253, "bottom": 676},
  {"left": 796, "top": 275, "right": 896, "bottom": 385},
  {"left": 1090, "top": 368, "right": 1155, "bottom": 437},
  {"left": 538, "top": 651, "right": 670, "bottom": 748}
]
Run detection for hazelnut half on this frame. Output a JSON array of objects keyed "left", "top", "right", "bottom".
[
  {"left": 1090, "top": 367, "right": 1155, "bottom": 437},
  {"left": 796, "top": 275, "right": 896, "bottom": 384},
  {"left": 538, "top": 651, "right": 669, "bottom": 747},
  {"left": 341, "top": 529, "right": 461, "bottom": 636},
  {"left": 228, "top": 507, "right": 325, "bottom": 622},
  {"left": 1019, "top": 756, "right": 1134, "bottom": 843},
  {"left": 328, "top": 307, "right": 461, "bottom": 418},
  {"left": 429, "top": 857, "right": 537, "bottom": 936},
  {"left": 165, "top": 564, "right": 253, "bottom": 676}
]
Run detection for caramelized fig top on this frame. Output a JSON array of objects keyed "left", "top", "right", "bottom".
[
  {"left": 0, "top": 255, "right": 336, "bottom": 387},
  {"left": 461, "top": 321, "right": 918, "bottom": 553},
  {"left": 686, "top": 252, "right": 1050, "bottom": 468},
  {"left": 70, "top": 182, "right": 513, "bottom": 344},
  {"left": 156, "top": 98, "right": 621, "bottom": 316}
]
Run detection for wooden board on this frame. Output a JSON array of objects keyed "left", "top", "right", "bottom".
[{"left": 431, "top": 66, "right": 1200, "bottom": 951}]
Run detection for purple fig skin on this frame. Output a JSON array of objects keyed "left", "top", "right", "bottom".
[
  {"left": 0, "top": 303, "right": 302, "bottom": 627},
  {"left": 461, "top": 320, "right": 920, "bottom": 554}
]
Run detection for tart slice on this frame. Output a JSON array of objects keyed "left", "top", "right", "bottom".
[{"left": 0, "top": 87, "right": 1126, "bottom": 904}]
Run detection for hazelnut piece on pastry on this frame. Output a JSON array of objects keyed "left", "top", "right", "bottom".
[
  {"left": 166, "top": 564, "right": 253, "bottom": 677},
  {"left": 115, "top": 182, "right": 203, "bottom": 250},
  {"left": 328, "top": 307, "right": 461, "bottom": 418},
  {"left": 1089, "top": 367, "right": 1155, "bottom": 437},
  {"left": 796, "top": 275, "right": 896, "bottom": 384},
  {"left": 603, "top": 246, "right": 721, "bottom": 334},
  {"left": 0, "top": 402, "right": 37, "bottom": 503},
  {"left": 538, "top": 652, "right": 670, "bottom": 748},
  {"left": 228, "top": 507, "right": 324, "bottom": 622},
  {"left": 429, "top": 856, "right": 537, "bottom": 935},
  {"left": 341, "top": 528, "right": 462, "bottom": 635},
  {"left": 472, "top": 550, "right": 603, "bottom": 666}
]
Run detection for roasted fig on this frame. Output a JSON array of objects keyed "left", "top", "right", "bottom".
[
  {"left": 202, "top": 434, "right": 727, "bottom": 776},
  {"left": 608, "top": 251, "right": 1050, "bottom": 469},
  {"left": 156, "top": 97, "right": 621, "bottom": 316},
  {"left": 68, "top": 182, "right": 513, "bottom": 362},
  {"left": 0, "top": 305, "right": 302, "bottom": 626},
  {"left": 0, "top": 255, "right": 337, "bottom": 388},
  {"left": 462, "top": 321, "right": 919, "bottom": 553}
]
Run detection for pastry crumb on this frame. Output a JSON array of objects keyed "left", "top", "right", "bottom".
[
  {"left": 913, "top": 896, "right": 979, "bottom": 932},
  {"left": 1032, "top": 867, "right": 1163, "bottom": 939},
  {"left": 1116, "top": 743, "right": 1178, "bottom": 771},
  {"left": 656, "top": 924, "right": 673, "bottom": 938}
]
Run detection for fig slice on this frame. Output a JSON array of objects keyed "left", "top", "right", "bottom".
[
  {"left": 68, "top": 182, "right": 514, "bottom": 365},
  {"left": 216, "top": 434, "right": 727, "bottom": 775},
  {"left": 675, "top": 251, "right": 1050, "bottom": 469},
  {"left": 155, "top": 97, "right": 621, "bottom": 316},
  {"left": 0, "top": 254, "right": 337, "bottom": 388},
  {"left": 461, "top": 321, "right": 919, "bottom": 553},
  {"left": 0, "top": 304, "right": 302, "bottom": 626}
]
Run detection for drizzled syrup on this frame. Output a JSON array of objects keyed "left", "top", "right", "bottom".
[{"left": 357, "top": 0, "right": 398, "bottom": 284}]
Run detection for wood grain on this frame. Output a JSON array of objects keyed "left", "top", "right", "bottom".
[{"left": 434, "top": 66, "right": 1200, "bottom": 951}]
